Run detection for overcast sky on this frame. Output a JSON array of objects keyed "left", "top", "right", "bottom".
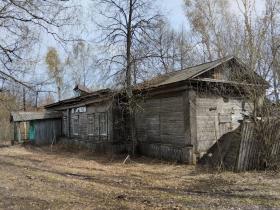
[
  {"left": 36, "top": 0, "right": 266, "bottom": 96},
  {"left": 158, "top": 0, "right": 187, "bottom": 29}
]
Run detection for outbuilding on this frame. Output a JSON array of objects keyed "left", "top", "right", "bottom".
[{"left": 10, "top": 111, "right": 62, "bottom": 145}]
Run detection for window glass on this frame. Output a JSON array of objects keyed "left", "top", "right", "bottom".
[
  {"left": 100, "top": 112, "right": 107, "bottom": 136},
  {"left": 94, "top": 114, "right": 99, "bottom": 135},
  {"left": 87, "top": 114, "right": 94, "bottom": 135},
  {"left": 73, "top": 115, "right": 79, "bottom": 135},
  {"left": 63, "top": 116, "right": 67, "bottom": 135},
  {"left": 86, "top": 112, "right": 108, "bottom": 137}
]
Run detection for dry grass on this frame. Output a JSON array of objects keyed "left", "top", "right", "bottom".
[{"left": 0, "top": 144, "right": 279, "bottom": 210}]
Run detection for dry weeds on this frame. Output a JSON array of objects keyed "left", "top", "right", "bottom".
[{"left": 0, "top": 144, "right": 279, "bottom": 210}]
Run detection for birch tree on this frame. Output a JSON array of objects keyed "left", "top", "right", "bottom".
[
  {"left": 45, "top": 47, "right": 63, "bottom": 101},
  {"left": 66, "top": 41, "right": 95, "bottom": 87}
]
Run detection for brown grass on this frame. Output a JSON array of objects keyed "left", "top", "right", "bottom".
[{"left": 0, "top": 144, "right": 279, "bottom": 209}]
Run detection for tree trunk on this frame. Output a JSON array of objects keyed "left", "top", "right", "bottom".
[
  {"left": 126, "top": 0, "right": 137, "bottom": 156},
  {"left": 58, "top": 86, "right": 61, "bottom": 101}
]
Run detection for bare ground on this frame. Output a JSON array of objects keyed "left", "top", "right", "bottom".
[{"left": 0, "top": 145, "right": 279, "bottom": 210}]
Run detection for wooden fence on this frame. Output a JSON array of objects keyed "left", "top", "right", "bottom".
[{"left": 236, "top": 120, "right": 280, "bottom": 171}]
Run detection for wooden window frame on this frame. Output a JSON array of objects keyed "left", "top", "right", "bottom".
[
  {"left": 63, "top": 116, "right": 67, "bottom": 136},
  {"left": 87, "top": 114, "right": 94, "bottom": 136},
  {"left": 72, "top": 115, "right": 79, "bottom": 136},
  {"left": 86, "top": 112, "right": 108, "bottom": 138},
  {"left": 99, "top": 112, "right": 108, "bottom": 136}
]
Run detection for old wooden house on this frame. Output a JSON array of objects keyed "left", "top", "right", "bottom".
[{"left": 45, "top": 56, "right": 267, "bottom": 163}]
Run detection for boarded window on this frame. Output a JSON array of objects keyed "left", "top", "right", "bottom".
[
  {"left": 87, "top": 114, "right": 94, "bottom": 135},
  {"left": 73, "top": 115, "right": 79, "bottom": 135},
  {"left": 100, "top": 112, "right": 107, "bottom": 136}
]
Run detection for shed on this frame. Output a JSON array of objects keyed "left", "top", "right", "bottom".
[{"left": 10, "top": 111, "right": 62, "bottom": 145}]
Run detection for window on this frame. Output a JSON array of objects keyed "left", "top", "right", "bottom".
[
  {"left": 94, "top": 114, "right": 99, "bottom": 135},
  {"left": 99, "top": 113, "right": 107, "bottom": 136},
  {"left": 63, "top": 116, "right": 67, "bottom": 135},
  {"left": 87, "top": 114, "right": 94, "bottom": 136},
  {"left": 73, "top": 115, "right": 79, "bottom": 135},
  {"left": 87, "top": 112, "right": 108, "bottom": 137}
]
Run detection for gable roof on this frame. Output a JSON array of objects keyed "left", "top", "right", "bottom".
[
  {"left": 136, "top": 56, "right": 233, "bottom": 89},
  {"left": 137, "top": 56, "right": 267, "bottom": 89}
]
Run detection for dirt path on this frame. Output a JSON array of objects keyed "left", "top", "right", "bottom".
[{"left": 0, "top": 145, "right": 279, "bottom": 210}]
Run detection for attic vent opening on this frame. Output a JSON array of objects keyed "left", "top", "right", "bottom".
[{"left": 223, "top": 97, "right": 229, "bottom": 103}]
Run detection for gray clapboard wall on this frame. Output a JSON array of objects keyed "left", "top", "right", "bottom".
[
  {"left": 34, "top": 119, "right": 62, "bottom": 145},
  {"left": 195, "top": 93, "right": 251, "bottom": 156},
  {"left": 135, "top": 92, "right": 193, "bottom": 162},
  {"left": 62, "top": 102, "right": 111, "bottom": 140}
]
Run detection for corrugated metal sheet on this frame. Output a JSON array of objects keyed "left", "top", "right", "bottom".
[{"left": 11, "top": 111, "right": 62, "bottom": 122}]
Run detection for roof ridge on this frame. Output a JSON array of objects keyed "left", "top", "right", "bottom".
[
  {"left": 181, "top": 55, "right": 233, "bottom": 71},
  {"left": 158, "top": 55, "right": 234, "bottom": 77}
]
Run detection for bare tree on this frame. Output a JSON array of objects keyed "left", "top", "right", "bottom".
[
  {"left": 0, "top": 0, "right": 79, "bottom": 108},
  {"left": 0, "top": 0, "right": 76, "bottom": 72},
  {"left": 66, "top": 41, "right": 96, "bottom": 87},
  {"left": 184, "top": 0, "right": 243, "bottom": 61},
  {"left": 96, "top": 0, "right": 161, "bottom": 155},
  {"left": 264, "top": 0, "right": 280, "bottom": 101}
]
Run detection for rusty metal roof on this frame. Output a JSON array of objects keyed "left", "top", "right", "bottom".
[{"left": 11, "top": 111, "right": 62, "bottom": 122}]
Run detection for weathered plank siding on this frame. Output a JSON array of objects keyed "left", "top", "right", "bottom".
[
  {"left": 195, "top": 92, "right": 251, "bottom": 156},
  {"left": 34, "top": 119, "right": 62, "bottom": 145},
  {"left": 61, "top": 101, "right": 114, "bottom": 144},
  {"left": 136, "top": 93, "right": 184, "bottom": 143},
  {"left": 52, "top": 99, "right": 130, "bottom": 154},
  {"left": 136, "top": 92, "right": 193, "bottom": 162},
  {"left": 237, "top": 121, "right": 280, "bottom": 171}
]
